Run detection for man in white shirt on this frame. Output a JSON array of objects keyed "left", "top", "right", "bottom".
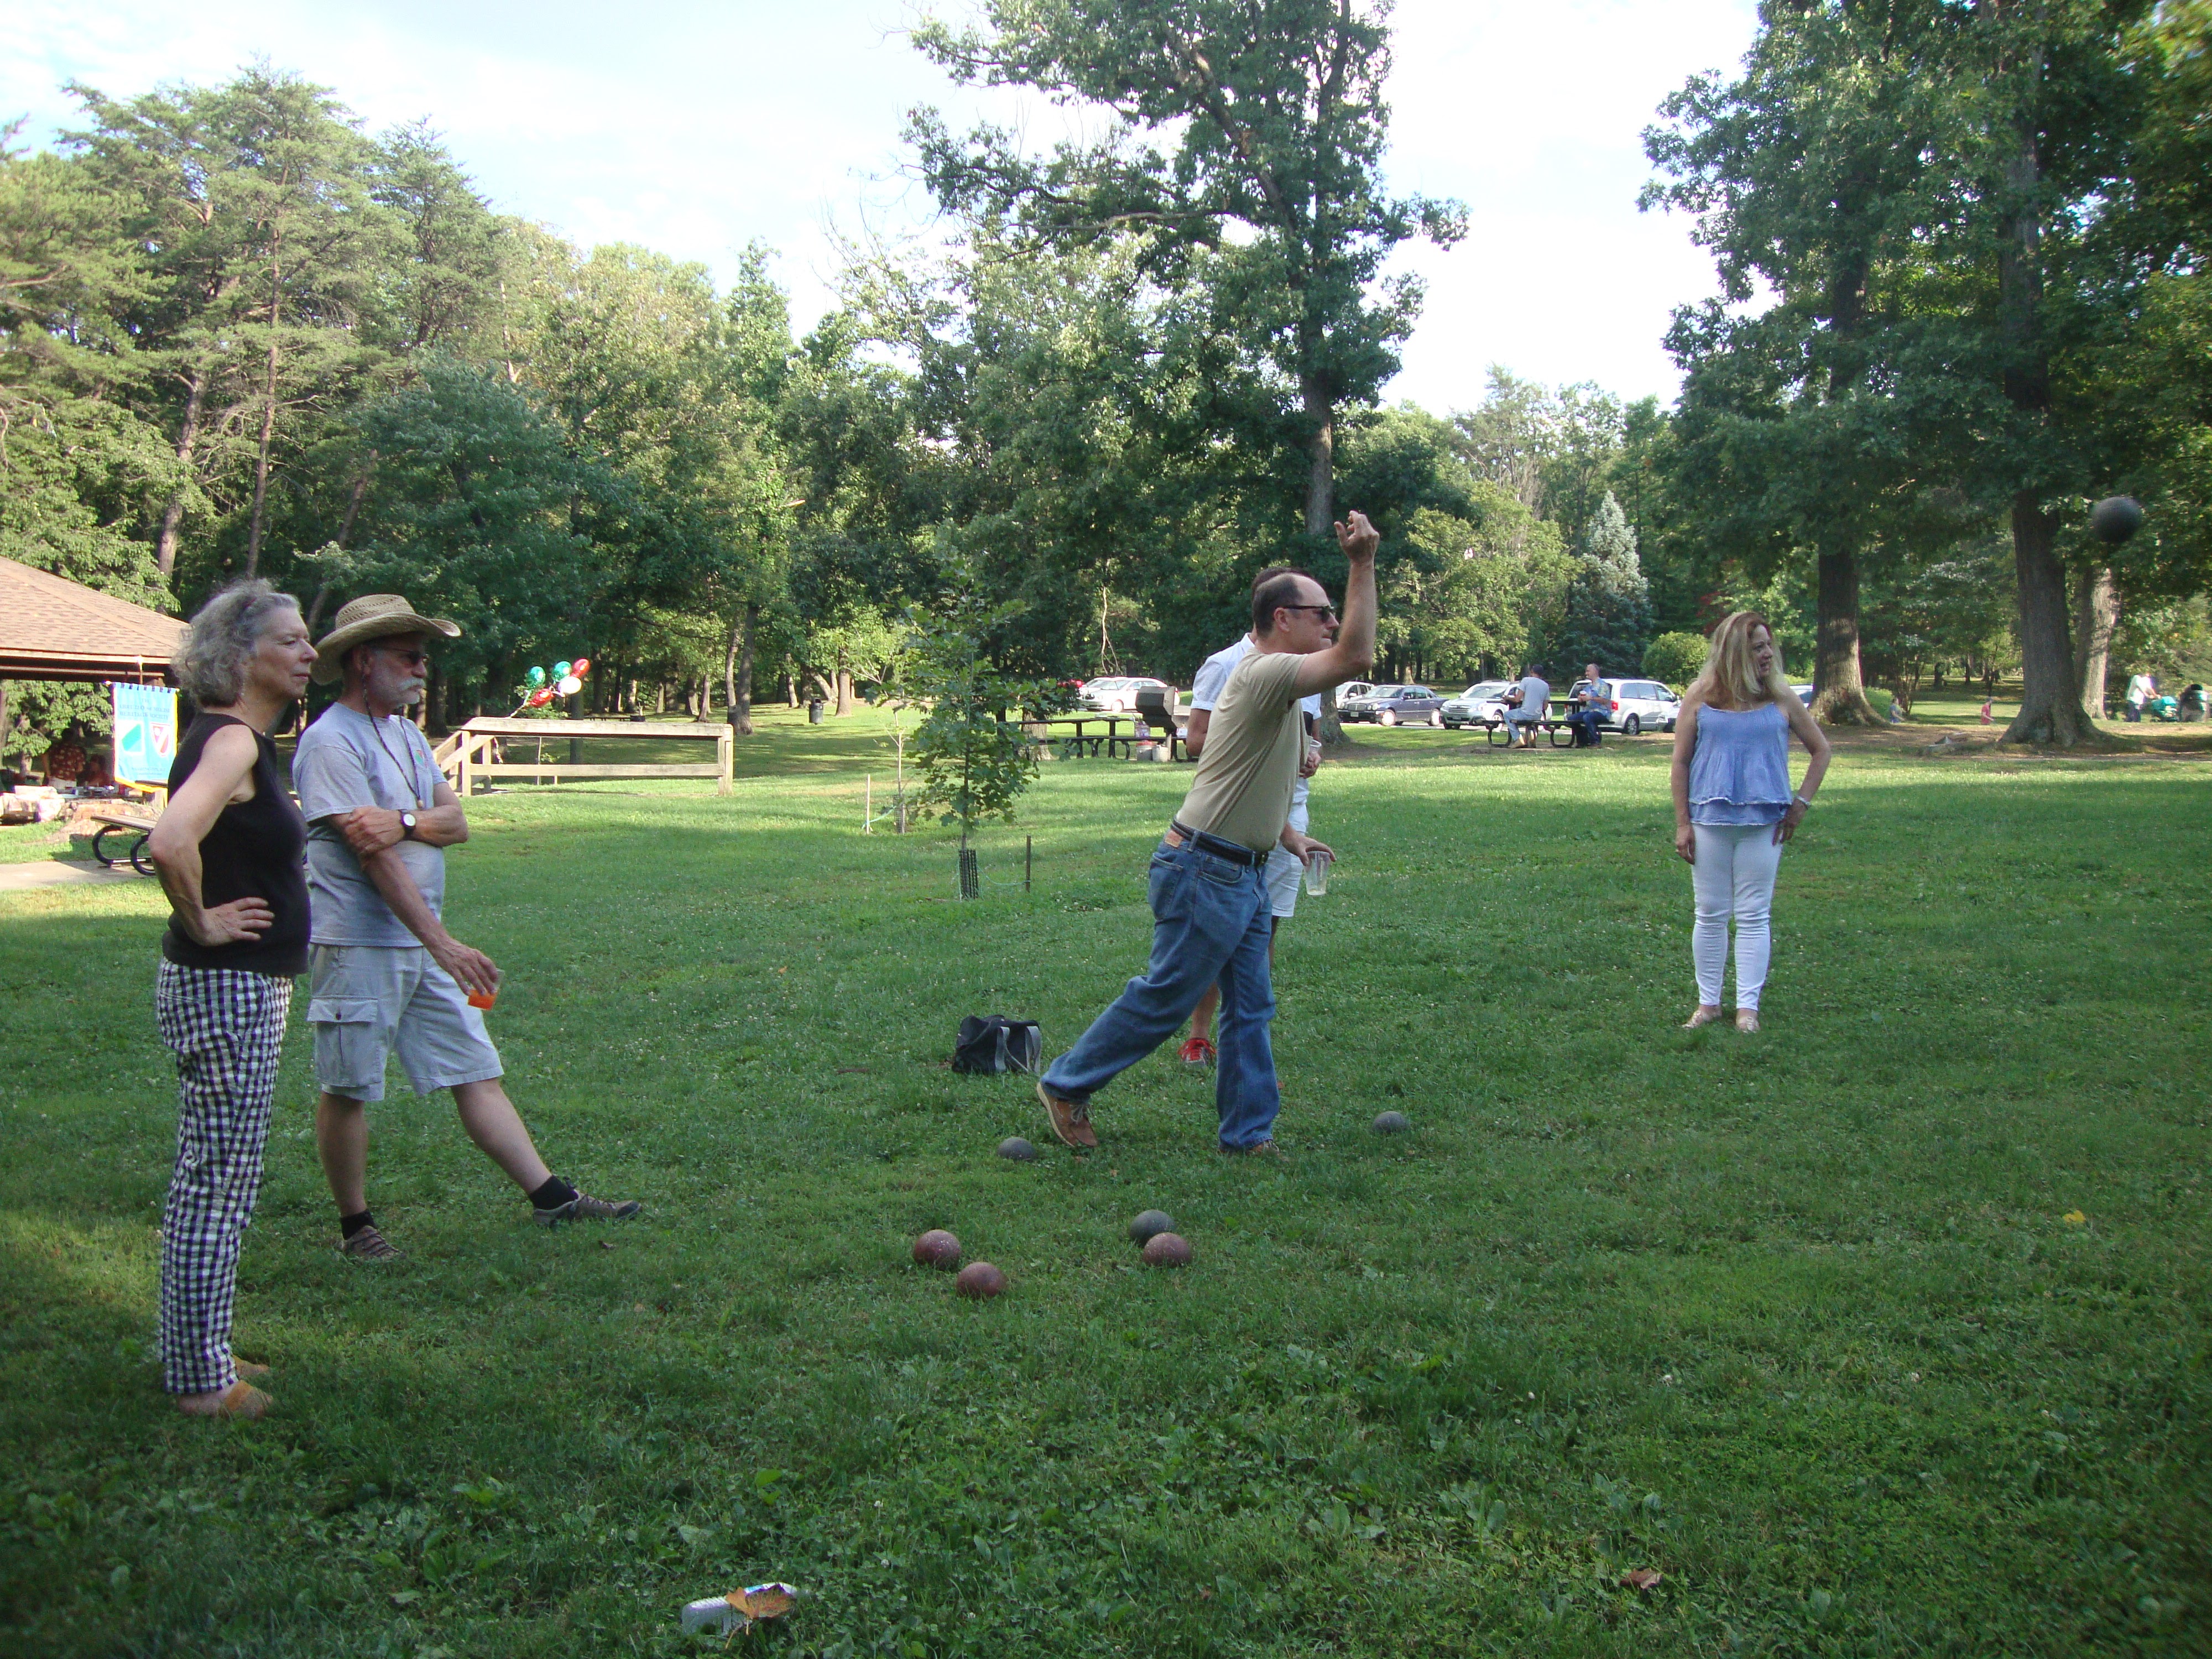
[
  {"left": 1511, "top": 664, "right": 1551, "bottom": 749},
  {"left": 1177, "top": 571, "right": 1325, "bottom": 1067},
  {"left": 2125, "top": 671, "right": 2157, "bottom": 721}
]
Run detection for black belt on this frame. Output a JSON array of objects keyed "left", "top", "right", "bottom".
[{"left": 1167, "top": 821, "right": 1262, "bottom": 867}]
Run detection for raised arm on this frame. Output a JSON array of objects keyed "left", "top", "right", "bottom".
[
  {"left": 1291, "top": 512, "right": 1380, "bottom": 696},
  {"left": 148, "top": 725, "right": 273, "bottom": 947}
]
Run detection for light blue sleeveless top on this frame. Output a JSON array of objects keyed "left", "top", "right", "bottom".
[{"left": 1689, "top": 700, "right": 1792, "bottom": 825}]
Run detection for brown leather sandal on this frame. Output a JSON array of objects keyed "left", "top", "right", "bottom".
[{"left": 178, "top": 1379, "right": 270, "bottom": 1420}]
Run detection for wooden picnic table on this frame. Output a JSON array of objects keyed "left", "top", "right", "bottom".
[
  {"left": 1483, "top": 698, "right": 1584, "bottom": 749},
  {"left": 1037, "top": 714, "right": 1187, "bottom": 761}
]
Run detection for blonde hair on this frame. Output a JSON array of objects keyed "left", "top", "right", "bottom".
[{"left": 1689, "top": 611, "right": 1793, "bottom": 708}]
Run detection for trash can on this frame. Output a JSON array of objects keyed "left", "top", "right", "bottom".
[{"left": 807, "top": 699, "right": 825, "bottom": 724}]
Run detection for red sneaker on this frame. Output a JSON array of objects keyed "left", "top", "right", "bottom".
[{"left": 1178, "top": 1036, "right": 1217, "bottom": 1067}]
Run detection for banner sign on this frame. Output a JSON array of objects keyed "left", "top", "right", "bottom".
[{"left": 112, "top": 682, "right": 179, "bottom": 785}]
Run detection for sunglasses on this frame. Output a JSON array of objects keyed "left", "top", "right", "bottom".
[
  {"left": 1280, "top": 604, "right": 1339, "bottom": 620},
  {"left": 376, "top": 646, "right": 430, "bottom": 667}
]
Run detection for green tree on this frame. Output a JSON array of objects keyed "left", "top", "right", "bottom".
[
  {"left": 912, "top": 0, "right": 1465, "bottom": 543},
  {"left": 1552, "top": 492, "right": 1652, "bottom": 676},
  {"left": 895, "top": 580, "right": 1061, "bottom": 878},
  {"left": 70, "top": 69, "right": 392, "bottom": 580},
  {"left": 1642, "top": 632, "right": 1709, "bottom": 689}
]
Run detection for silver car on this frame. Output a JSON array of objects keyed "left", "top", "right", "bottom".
[{"left": 1440, "top": 680, "right": 1516, "bottom": 728}]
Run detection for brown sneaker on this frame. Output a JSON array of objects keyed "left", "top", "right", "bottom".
[
  {"left": 1219, "top": 1139, "right": 1284, "bottom": 1157},
  {"left": 340, "top": 1222, "right": 403, "bottom": 1260},
  {"left": 1037, "top": 1081, "right": 1098, "bottom": 1149}
]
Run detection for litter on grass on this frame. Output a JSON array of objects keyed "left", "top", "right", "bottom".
[{"left": 681, "top": 1582, "right": 799, "bottom": 1634}]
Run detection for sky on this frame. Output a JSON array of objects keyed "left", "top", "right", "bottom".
[{"left": 4, "top": 0, "right": 1762, "bottom": 413}]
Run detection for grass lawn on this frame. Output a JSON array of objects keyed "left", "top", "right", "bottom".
[{"left": 3, "top": 708, "right": 2206, "bottom": 1656}]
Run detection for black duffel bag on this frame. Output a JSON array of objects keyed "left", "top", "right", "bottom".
[{"left": 953, "top": 1015, "right": 1042, "bottom": 1076}]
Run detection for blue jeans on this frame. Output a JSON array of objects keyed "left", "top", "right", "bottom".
[{"left": 1042, "top": 838, "right": 1281, "bottom": 1148}]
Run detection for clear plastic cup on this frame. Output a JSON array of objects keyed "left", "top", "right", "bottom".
[{"left": 1302, "top": 850, "right": 1332, "bottom": 896}]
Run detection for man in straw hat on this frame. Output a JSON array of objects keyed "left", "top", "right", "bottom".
[{"left": 292, "top": 595, "right": 640, "bottom": 1259}]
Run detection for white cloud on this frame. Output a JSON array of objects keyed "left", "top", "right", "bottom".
[{"left": 3, "top": 0, "right": 1759, "bottom": 409}]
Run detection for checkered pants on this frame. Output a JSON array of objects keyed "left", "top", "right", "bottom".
[{"left": 155, "top": 961, "right": 291, "bottom": 1396}]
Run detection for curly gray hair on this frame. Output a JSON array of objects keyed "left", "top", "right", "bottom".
[{"left": 173, "top": 580, "right": 302, "bottom": 706}]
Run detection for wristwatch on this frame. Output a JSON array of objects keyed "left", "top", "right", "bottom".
[{"left": 400, "top": 811, "right": 418, "bottom": 840}]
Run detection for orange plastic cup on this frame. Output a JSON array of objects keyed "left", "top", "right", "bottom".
[{"left": 468, "top": 987, "right": 498, "bottom": 1011}]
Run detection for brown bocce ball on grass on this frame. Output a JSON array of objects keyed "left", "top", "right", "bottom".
[
  {"left": 912, "top": 1229, "right": 962, "bottom": 1269},
  {"left": 1140, "top": 1232, "right": 1192, "bottom": 1267},
  {"left": 956, "top": 1261, "right": 1008, "bottom": 1298}
]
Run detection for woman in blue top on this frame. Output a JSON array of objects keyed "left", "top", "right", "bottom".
[{"left": 1670, "top": 612, "right": 1832, "bottom": 1032}]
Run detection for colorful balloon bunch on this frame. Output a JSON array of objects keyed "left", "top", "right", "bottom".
[{"left": 515, "top": 656, "right": 592, "bottom": 712}]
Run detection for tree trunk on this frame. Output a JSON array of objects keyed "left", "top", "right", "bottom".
[
  {"left": 836, "top": 668, "right": 854, "bottom": 717},
  {"left": 1301, "top": 374, "right": 1335, "bottom": 538},
  {"left": 727, "top": 607, "right": 756, "bottom": 737},
  {"left": 2002, "top": 493, "right": 2095, "bottom": 744},
  {"left": 2072, "top": 565, "right": 2117, "bottom": 719},
  {"left": 154, "top": 367, "right": 210, "bottom": 580},
  {"left": 786, "top": 671, "right": 800, "bottom": 709},
  {"left": 245, "top": 251, "right": 284, "bottom": 578},
  {"left": 1809, "top": 546, "right": 1880, "bottom": 724},
  {"left": 1991, "top": 104, "right": 2096, "bottom": 747}
]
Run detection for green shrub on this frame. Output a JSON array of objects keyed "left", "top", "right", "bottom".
[
  {"left": 1642, "top": 631, "right": 1708, "bottom": 688},
  {"left": 1865, "top": 685, "right": 1896, "bottom": 718}
]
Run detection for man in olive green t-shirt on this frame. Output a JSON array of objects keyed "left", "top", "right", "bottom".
[{"left": 1037, "top": 513, "right": 1380, "bottom": 1155}]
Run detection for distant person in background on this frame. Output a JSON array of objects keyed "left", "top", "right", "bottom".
[
  {"left": 1569, "top": 662, "right": 1607, "bottom": 747},
  {"left": 1670, "top": 611, "right": 1832, "bottom": 1034},
  {"left": 43, "top": 728, "right": 86, "bottom": 784},
  {"left": 1511, "top": 664, "right": 1550, "bottom": 749},
  {"left": 2180, "top": 684, "right": 2205, "bottom": 722},
  {"left": 145, "top": 580, "right": 319, "bottom": 1420},
  {"left": 2125, "top": 671, "right": 2157, "bottom": 721},
  {"left": 1887, "top": 691, "right": 1908, "bottom": 723},
  {"left": 1979, "top": 696, "right": 1996, "bottom": 724}
]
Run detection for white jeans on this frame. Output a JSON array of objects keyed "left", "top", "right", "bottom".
[{"left": 1691, "top": 822, "right": 1783, "bottom": 1010}]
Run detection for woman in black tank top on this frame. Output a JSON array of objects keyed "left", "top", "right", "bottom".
[{"left": 144, "top": 581, "right": 320, "bottom": 1420}]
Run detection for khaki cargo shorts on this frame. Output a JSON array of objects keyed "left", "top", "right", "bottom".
[{"left": 307, "top": 944, "right": 503, "bottom": 1103}]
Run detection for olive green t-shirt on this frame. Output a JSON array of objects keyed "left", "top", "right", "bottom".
[{"left": 1175, "top": 649, "right": 1308, "bottom": 853}]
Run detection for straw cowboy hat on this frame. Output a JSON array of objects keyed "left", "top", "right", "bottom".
[{"left": 310, "top": 594, "right": 462, "bottom": 684}]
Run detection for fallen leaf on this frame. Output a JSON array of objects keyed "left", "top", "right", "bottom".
[
  {"left": 2062, "top": 1210, "right": 2086, "bottom": 1226},
  {"left": 1622, "top": 1568, "right": 1662, "bottom": 1592}
]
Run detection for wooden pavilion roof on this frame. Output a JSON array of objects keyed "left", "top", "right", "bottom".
[{"left": 0, "top": 555, "right": 184, "bottom": 683}]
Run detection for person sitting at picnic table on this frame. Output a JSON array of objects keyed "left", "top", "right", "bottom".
[
  {"left": 1569, "top": 662, "right": 1608, "bottom": 748},
  {"left": 1510, "top": 664, "right": 1550, "bottom": 749}
]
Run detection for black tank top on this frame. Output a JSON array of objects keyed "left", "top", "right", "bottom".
[{"left": 160, "top": 712, "right": 311, "bottom": 977}]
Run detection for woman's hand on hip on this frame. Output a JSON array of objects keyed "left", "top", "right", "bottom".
[
  {"left": 1773, "top": 804, "right": 1807, "bottom": 846},
  {"left": 1674, "top": 823, "right": 1697, "bottom": 864},
  {"left": 191, "top": 897, "right": 273, "bottom": 946}
]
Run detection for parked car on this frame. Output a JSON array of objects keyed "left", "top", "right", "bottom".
[
  {"left": 1440, "top": 680, "right": 1516, "bottom": 728},
  {"left": 1791, "top": 684, "right": 1815, "bottom": 707},
  {"left": 1333, "top": 681, "right": 1375, "bottom": 707},
  {"left": 1341, "top": 684, "right": 1446, "bottom": 726},
  {"left": 1568, "top": 678, "right": 1682, "bottom": 735},
  {"left": 1077, "top": 676, "right": 1171, "bottom": 713}
]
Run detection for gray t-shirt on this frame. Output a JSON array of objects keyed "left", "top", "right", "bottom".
[
  {"left": 1515, "top": 675, "right": 1550, "bottom": 719},
  {"left": 293, "top": 702, "right": 447, "bottom": 946}
]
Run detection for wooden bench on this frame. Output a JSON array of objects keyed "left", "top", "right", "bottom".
[{"left": 438, "top": 718, "right": 734, "bottom": 796}]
